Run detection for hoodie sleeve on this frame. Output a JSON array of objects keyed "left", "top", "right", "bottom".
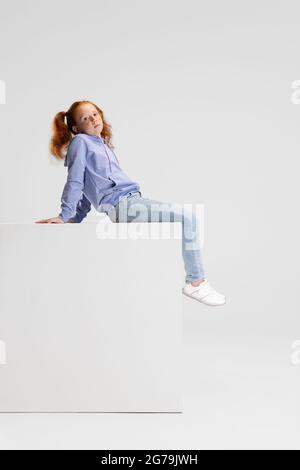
[
  {"left": 58, "top": 136, "right": 88, "bottom": 223},
  {"left": 73, "top": 193, "right": 92, "bottom": 223}
]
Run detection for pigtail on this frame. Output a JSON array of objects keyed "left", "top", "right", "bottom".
[{"left": 49, "top": 111, "right": 73, "bottom": 160}]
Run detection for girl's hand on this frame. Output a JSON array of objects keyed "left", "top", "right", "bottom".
[{"left": 35, "top": 216, "right": 64, "bottom": 224}]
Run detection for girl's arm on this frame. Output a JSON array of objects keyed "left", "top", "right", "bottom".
[
  {"left": 72, "top": 193, "right": 92, "bottom": 223},
  {"left": 58, "top": 137, "right": 88, "bottom": 223}
]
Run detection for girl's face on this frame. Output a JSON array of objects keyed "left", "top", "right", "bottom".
[{"left": 72, "top": 104, "right": 103, "bottom": 137}]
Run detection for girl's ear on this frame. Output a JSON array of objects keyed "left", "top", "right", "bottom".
[{"left": 72, "top": 125, "right": 78, "bottom": 134}]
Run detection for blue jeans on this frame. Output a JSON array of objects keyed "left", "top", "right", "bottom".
[{"left": 105, "top": 191, "right": 205, "bottom": 283}]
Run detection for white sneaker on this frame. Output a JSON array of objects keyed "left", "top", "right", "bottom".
[{"left": 182, "top": 279, "right": 226, "bottom": 306}]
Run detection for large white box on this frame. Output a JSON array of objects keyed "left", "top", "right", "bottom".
[{"left": 0, "top": 222, "right": 183, "bottom": 412}]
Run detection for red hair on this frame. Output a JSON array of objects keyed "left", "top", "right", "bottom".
[{"left": 49, "top": 100, "right": 114, "bottom": 160}]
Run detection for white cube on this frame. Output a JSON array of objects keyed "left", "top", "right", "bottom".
[{"left": 0, "top": 222, "right": 183, "bottom": 412}]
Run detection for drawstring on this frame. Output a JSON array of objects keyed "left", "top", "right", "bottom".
[
  {"left": 96, "top": 134, "right": 119, "bottom": 171},
  {"left": 102, "top": 140, "right": 112, "bottom": 172}
]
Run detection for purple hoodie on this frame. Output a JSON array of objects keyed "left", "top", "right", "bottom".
[{"left": 58, "top": 133, "right": 141, "bottom": 222}]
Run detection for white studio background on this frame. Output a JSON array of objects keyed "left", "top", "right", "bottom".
[{"left": 0, "top": 0, "right": 300, "bottom": 450}]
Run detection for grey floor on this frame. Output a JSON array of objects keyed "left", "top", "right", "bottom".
[{"left": 0, "top": 295, "right": 299, "bottom": 450}]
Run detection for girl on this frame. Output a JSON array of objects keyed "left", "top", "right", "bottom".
[{"left": 36, "top": 100, "right": 226, "bottom": 306}]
